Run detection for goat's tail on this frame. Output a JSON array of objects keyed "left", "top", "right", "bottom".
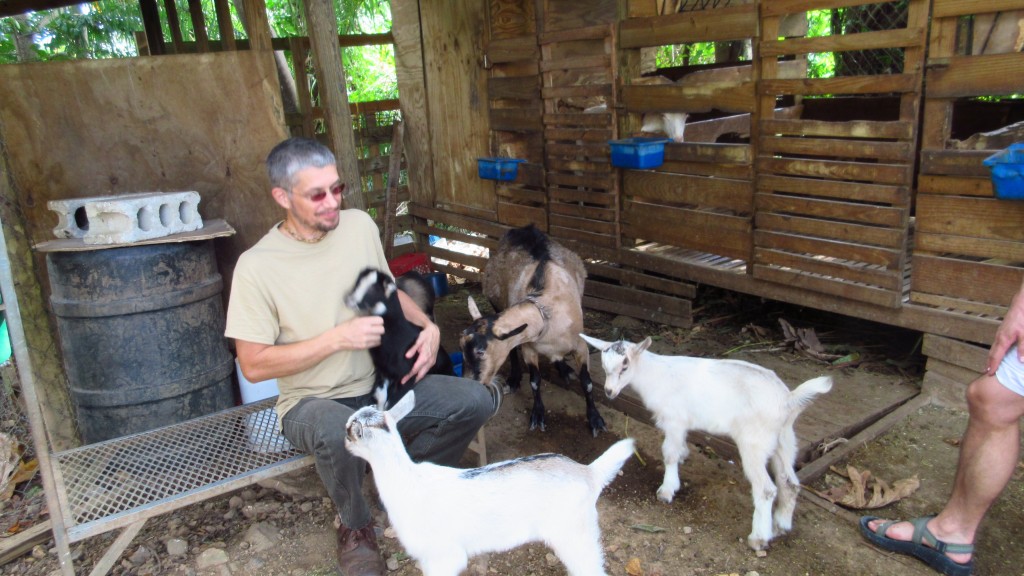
[
  {"left": 588, "top": 438, "right": 634, "bottom": 490},
  {"left": 786, "top": 376, "right": 833, "bottom": 417}
]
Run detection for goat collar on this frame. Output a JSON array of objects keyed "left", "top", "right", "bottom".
[{"left": 516, "top": 294, "right": 550, "bottom": 337}]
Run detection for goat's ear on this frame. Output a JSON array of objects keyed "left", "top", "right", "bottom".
[
  {"left": 579, "top": 333, "right": 610, "bottom": 351},
  {"left": 467, "top": 296, "right": 482, "bottom": 320},
  {"left": 636, "top": 337, "right": 653, "bottom": 355},
  {"left": 387, "top": 390, "right": 416, "bottom": 423},
  {"left": 496, "top": 323, "right": 527, "bottom": 340}
]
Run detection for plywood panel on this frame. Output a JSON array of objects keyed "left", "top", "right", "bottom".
[
  {"left": 421, "top": 0, "right": 492, "bottom": 210},
  {"left": 0, "top": 52, "right": 288, "bottom": 291}
]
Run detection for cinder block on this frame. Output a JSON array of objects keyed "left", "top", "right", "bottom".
[
  {"left": 85, "top": 192, "right": 203, "bottom": 244},
  {"left": 48, "top": 192, "right": 204, "bottom": 244}
]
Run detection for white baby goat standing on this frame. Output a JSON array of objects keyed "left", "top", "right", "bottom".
[
  {"left": 580, "top": 334, "right": 832, "bottom": 551},
  {"left": 345, "top": 391, "right": 634, "bottom": 576}
]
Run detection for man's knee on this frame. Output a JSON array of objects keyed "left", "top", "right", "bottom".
[{"left": 966, "top": 374, "right": 1024, "bottom": 425}]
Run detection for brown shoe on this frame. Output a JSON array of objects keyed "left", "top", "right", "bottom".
[{"left": 336, "top": 522, "right": 385, "bottom": 576}]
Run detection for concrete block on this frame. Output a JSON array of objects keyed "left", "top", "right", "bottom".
[
  {"left": 85, "top": 191, "right": 203, "bottom": 244},
  {"left": 48, "top": 192, "right": 203, "bottom": 244}
]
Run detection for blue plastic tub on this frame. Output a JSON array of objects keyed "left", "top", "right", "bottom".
[
  {"left": 983, "top": 143, "right": 1024, "bottom": 200},
  {"left": 609, "top": 137, "right": 669, "bottom": 169},
  {"left": 478, "top": 157, "right": 526, "bottom": 181},
  {"left": 450, "top": 351, "right": 463, "bottom": 377}
]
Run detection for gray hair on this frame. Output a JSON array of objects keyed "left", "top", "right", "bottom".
[{"left": 266, "top": 137, "right": 336, "bottom": 192}]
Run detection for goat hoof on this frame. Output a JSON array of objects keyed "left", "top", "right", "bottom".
[
  {"left": 747, "top": 536, "right": 769, "bottom": 552},
  {"left": 656, "top": 490, "right": 675, "bottom": 504}
]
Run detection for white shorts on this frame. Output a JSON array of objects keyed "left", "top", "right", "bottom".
[{"left": 995, "top": 346, "right": 1024, "bottom": 397}]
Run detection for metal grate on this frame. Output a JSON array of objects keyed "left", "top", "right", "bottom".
[{"left": 52, "top": 397, "right": 308, "bottom": 537}]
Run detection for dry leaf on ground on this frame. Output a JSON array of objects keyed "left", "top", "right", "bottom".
[{"left": 811, "top": 465, "right": 919, "bottom": 509}]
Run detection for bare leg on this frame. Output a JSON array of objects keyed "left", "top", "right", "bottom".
[{"left": 869, "top": 372, "right": 1024, "bottom": 563}]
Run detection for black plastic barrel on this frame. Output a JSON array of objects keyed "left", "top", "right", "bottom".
[{"left": 47, "top": 240, "right": 235, "bottom": 444}]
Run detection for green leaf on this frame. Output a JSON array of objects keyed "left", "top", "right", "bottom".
[{"left": 630, "top": 524, "right": 666, "bottom": 533}]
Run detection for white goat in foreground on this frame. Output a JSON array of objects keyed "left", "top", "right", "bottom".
[
  {"left": 345, "top": 391, "right": 634, "bottom": 576},
  {"left": 580, "top": 334, "right": 832, "bottom": 551}
]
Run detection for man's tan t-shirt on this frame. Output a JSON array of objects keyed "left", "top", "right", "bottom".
[{"left": 225, "top": 209, "right": 390, "bottom": 420}]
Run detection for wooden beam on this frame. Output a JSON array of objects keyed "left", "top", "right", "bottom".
[
  {"left": 391, "top": 0, "right": 436, "bottom": 214},
  {"left": 138, "top": 0, "right": 166, "bottom": 56},
  {"left": 162, "top": 0, "right": 186, "bottom": 53},
  {"left": 213, "top": 0, "right": 236, "bottom": 50},
  {"left": 302, "top": 0, "right": 364, "bottom": 210},
  {"left": 241, "top": 0, "right": 273, "bottom": 52},
  {"left": 186, "top": 0, "right": 210, "bottom": 53}
]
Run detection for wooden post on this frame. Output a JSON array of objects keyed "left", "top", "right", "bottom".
[
  {"left": 138, "top": 0, "right": 166, "bottom": 55},
  {"left": 383, "top": 121, "right": 405, "bottom": 260},
  {"left": 213, "top": 0, "right": 237, "bottom": 51},
  {"left": 391, "top": 0, "right": 436, "bottom": 218},
  {"left": 241, "top": 0, "right": 274, "bottom": 52},
  {"left": 187, "top": 0, "right": 210, "bottom": 53},
  {"left": 0, "top": 147, "right": 77, "bottom": 452},
  {"left": 301, "top": 0, "right": 365, "bottom": 210},
  {"left": 161, "top": 0, "right": 186, "bottom": 53}
]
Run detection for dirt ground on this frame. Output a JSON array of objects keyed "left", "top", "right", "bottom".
[{"left": 3, "top": 282, "right": 1023, "bottom": 576}]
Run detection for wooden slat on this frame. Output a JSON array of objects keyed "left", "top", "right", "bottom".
[
  {"left": 489, "top": 108, "right": 544, "bottom": 132},
  {"left": 622, "top": 82, "right": 756, "bottom": 114},
  {"left": 619, "top": 3, "right": 758, "bottom": 48},
  {"left": 761, "top": 118, "right": 914, "bottom": 141},
  {"left": 760, "top": 136, "right": 914, "bottom": 163},
  {"left": 539, "top": 24, "right": 610, "bottom": 45},
  {"left": 757, "top": 157, "right": 911, "bottom": 186},
  {"left": 497, "top": 202, "right": 546, "bottom": 229},
  {"left": 756, "top": 193, "right": 905, "bottom": 228},
  {"left": 585, "top": 261, "right": 697, "bottom": 299},
  {"left": 922, "top": 333, "right": 989, "bottom": 374},
  {"left": 660, "top": 160, "right": 753, "bottom": 180},
  {"left": 916, "top": 195, "right": 1024, "bottom": 242},
  {"left": 543, "top": 113, "right": 612, "bottom": 127},
  {"left": 544, "top": 127, "right": 613, "bottom": 142},
  {"left": 548, "top": 225, "right": 617, "bottom": 248},
  {"left": 549, "top": 213, "right": 617, "bottom": 235},
  {"left": 754, "top": 230, "right": 901, "bottom": 268},
  {"left": 412, "top": 220, "right": 499, "bottom": 251},
  {"left": 540, "top": 54, "right": 611, "bottom": 73},
  {"left": 914, "top": 232, "right": 1024, "bottom": 262},
  {"left": 910, "top": 292, "right": 1009, "bottom": 318},
  {"left": 917, "top": 175, "right": 993, "bottom": 197},
  {"left": 546, "top": 141, "right": 609, "bottom": 157},
  {"left": 542, "top": 83, "right": 612, "bottom": 100},
  {"left": 911, "top": 254, "right": 1024, "bottom": 305},
  {"left": 487, "top": 35, "right": 539, "bottom": 63},
  {"left": 583, "top": 294, "right": 691, "bottom": 328},
  {"left": 758, "top": 174, "right": 908, "bottom": 205},
  {"left": 549, "top": 201, "right": 616, "bottom": 222},
  {"left": 761, "top": 27, "right": 925, "bottom": 58},
  {"left": 584, "top": 280, "right": 691, "bottom": 317},
  {"left": 409, "top": 204, "right": 507, "bottom": 240},
  {"left": 762, "top": 0, "right": 913, "bottom": 18},
  {"left": 663, "top": 143, "right": 751, "bottom": 164},
  {"left": 919, "top": 150, "right": 991, "bottom": 178},
  {"left": 488, "top": 76, "right": 540, "bottom": 100},
  {"left": 756, "top": 212, "right": 905, "bottom": 249},
  {"left": 547, "top": 157, "right": 612, "bottom": 174},
  {"left": 623, "top": 171, "right": 753, "bottom": 212},
  {"left": 546, "top": 171, "right": 613, "bottom": 190},
  {"left": 623, "top": 204, "right": 751, "bottom": 261},
  {"left": 752, "top": 264, "right": 902, "bottom": 308},
  {"left": 761, "top": 74, "right": 919, "bottom": 96},
  {"left": 549, "top": 187, "right": 616, "bottom": 206},
  {"left": 927, "top": 53, "right": 1024, "bottom": 98},
  {"left": 754, "top": 248, "right": 902, "bottom": 291},
  {"left": 933, "top": 0, "right": 1024, "bottom": 19}
]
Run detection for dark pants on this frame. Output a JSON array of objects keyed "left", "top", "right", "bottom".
[{"left": 280, "top": 375, "right": 494, "bottom": 530}]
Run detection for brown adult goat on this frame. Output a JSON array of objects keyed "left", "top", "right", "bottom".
[{"left": 460, "top": 225, "right": 607, "bottom": 436}]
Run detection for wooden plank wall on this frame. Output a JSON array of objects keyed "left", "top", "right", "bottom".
[
  {"left": 487, "top": 0, "right": 548, "bottom": 230},
  {"left": 752, "top": 0, "right": 927, "bottom": 309},
  {"left": 913, "top": 0, "right": 1024, "bottom": 318},
  {"left": 619, "top": 3, "right": 759, "bottom": 263}
]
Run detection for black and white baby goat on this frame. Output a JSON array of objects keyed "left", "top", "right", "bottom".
[
  {"left": 345, "top": 390, "right": 634, "bottom": 576},
  {"left": 345, "top": 267, "right": 454, "bottom": 409}
]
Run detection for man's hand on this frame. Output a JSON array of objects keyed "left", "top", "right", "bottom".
[
  {"left": 336, "top": 315, "right": 385, "bottom": 350},
  {"left": 988, "top": 286, "right": 1024, "bottom": 374},
  {"left": 402, "top": 321, "right": 440, "bottom": 384}
]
